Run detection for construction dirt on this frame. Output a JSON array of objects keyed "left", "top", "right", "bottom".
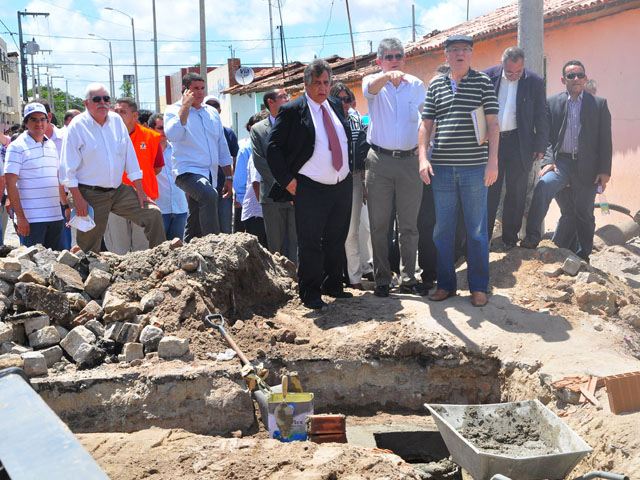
[{"left": 13, "top": 229, "right": 640, "bottom": 479}]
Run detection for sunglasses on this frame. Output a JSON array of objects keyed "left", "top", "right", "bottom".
[
  {"left": 339, "top": 96, "right": 352, "bottom": 104},
  {"left": 383, "top": 53, "right": 404, "bottom": 62},
  {"left": 207, "top": 102, "right": 220, "bottom": 108},
  {"left": 92, "top": 95, "right": 111, "bottom": 103},
  {"left": 565, "top": 72, "right": 585, "bottom": 80},
  {"left": 154, "top": 125, "right": 164, "bottom": 130}
]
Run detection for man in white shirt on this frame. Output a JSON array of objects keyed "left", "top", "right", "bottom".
[
  {"left": 363, "top": 38, "right": 427, "bottom": 297},
  {"left": 59, "top": 83, "right": 165, "bottom": 253},
  {"left": 5, "top": 103, "right": 66, "bottom": 249},
  {"left": 267, "top": 59, "right": 352, "bottom": 310}
]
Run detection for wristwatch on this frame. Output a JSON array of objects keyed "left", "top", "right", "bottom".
[
  {"left": 62, "top": 204, "right": 71, "bottom": 210},
  {"left": 225, "top": 176, "right": 233, "bottom": 180}
]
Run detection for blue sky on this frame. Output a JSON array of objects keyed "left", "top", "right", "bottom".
[{"left": 1, "top": 0, "right": 512, "bottom": 109}]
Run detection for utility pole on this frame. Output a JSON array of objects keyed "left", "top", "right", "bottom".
[
  {"left": 269, "top": 0, "right": 275, "bottom": 67},
  {"left": 17, "top": 10, "right": 49, "bottom": 101},
  {"left": 345, "top": 0, "right": 357, "bottom": 70},
  {"left": 467, "top": 0, "right": 470, "bottom": 21},
  {"left": 152, "top": 0, "right": 160, "bottom": 111},
  {"left": 518, "top": 0, "right": 544, "bottom": 77},
  {"left": 65, "top": 79, "right": 69, "bottom": 111},
  {"left": 199, "top": 0, "right": 207, "bottom": 91},
  {"left": 412, "top": 4, "right": 416, "bottom": 43}
]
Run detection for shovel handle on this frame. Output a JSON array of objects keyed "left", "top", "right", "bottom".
[{"left": 204, "top": 314, "right": 251, "bottom": 366}]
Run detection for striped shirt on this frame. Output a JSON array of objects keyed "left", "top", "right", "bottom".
[
  {"left": 4, "top": 132, "right": 63, "bottom": 223},
  {"left": 560, "top": 91, "right": 583, "bottom": 155},
  {"left": 423, "top": 69, "right": 499, "bottom": 166},
  {"left": 347, "top": 113, "right": 364, "bottom": 171}
]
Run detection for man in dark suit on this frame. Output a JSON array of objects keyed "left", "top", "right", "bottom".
[
  {"left": 267, "top": 59, "right": 353, "bottom": 310},
  {"left": 251, "top": 88, "right": 297, "bottom": 263},
  {"left": 484, "top": 47, "right": 549, "bottom": 249},
  {"left": 521, "top": 60, "right": 612, "bottom": 262}
]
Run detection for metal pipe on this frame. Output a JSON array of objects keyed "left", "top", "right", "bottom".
[{"left": 575, "top": 471, "right": 629, "bottom": 480}]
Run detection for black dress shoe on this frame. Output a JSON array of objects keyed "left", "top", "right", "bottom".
[
  {"left": 322, "top": 289, "right": 353, "bottom": 299},
  {"left": 362, "top": 272, "right": 375, "bottom": 282},
  {"left": 304, "top": 298, "right": 327, "bottom": 310},
  {"left": 374, "top": 285, "right": 389, "bottom": 297},
  {"left": 400, "top": 283, "right": 428, "bottom": 296},
  {"left": 420, "top": 279, "right": 435, "bottom": 290},
  {"left": 520, "top": 236, "right": 539, "bottom": 249}
]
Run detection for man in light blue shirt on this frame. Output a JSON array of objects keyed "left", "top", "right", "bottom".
[
  {"left": 149, "top": 113, "right": 188, "bottom": 241},
  {"left": 164, "top": 73, "right": 233, "bottom": 241}
]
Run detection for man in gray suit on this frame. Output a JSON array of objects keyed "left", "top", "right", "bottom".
[
  {"left": 520, "top": 60, "right": 612, "bottom": 262},
  {"left": 251, "top": 89, "right": 297, "bottom": 262}
]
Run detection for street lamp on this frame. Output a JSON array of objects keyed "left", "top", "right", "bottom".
[
  {"left": 88, "top": 33, "right": 115, "bottom": 102},
  {"left": 104, "top": 7, "right": 139, "bottom": 105}
]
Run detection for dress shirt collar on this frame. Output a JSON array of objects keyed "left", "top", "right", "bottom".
[
  {"left": 566, "top": 90, "right": 584, "bottom": 103},
  {"left": 501, "top": 68, "right": 519, "bottom": 85},
  {"left": 269, "top": 114, "right": 276, "bottom": 125},
  {"left": 25, "top": 131, "right": 49, "bottom": 146},
  {"left": 305, "top": 93, "right": 327, "bottom": 113}
]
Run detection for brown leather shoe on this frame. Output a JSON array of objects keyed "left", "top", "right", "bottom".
[
  {"left": 428, "top": 289, "right": 456, "bottom": 301},
  {"left": 471, "top": 291, "right": 488, "bottom": 307}
]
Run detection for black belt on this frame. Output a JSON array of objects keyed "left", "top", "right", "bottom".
[
  {"left": 499, "top": 129, "right": 517, "bottom": 138},
  {"left": 558, "top": 152, "right": 578, "bottom": 160},
  {"left": 78, "top": 183, "right": 115, "bottom": 192},
  {"left": 370, "top": 143, "right": 415, "bottom": 158}
]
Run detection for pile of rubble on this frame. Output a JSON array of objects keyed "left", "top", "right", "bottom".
[{"left": 0, "top": 234, "right": 295, "bottom": 377}]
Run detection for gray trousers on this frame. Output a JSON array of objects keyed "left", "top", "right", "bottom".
[
  {"left": 365, "top": 149, "right": 423, "bottom": 287},
  {"left": 262, "top": 202, "right": 297, "bottom": 264}
]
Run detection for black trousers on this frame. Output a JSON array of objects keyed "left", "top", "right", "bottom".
[
  {"left": 243, "top": 216, "right": 268, "bottom": 248},
  {"left": 487, "top": 131, "right": 530, "bottom": 245},
  {"left": 295, "top": 174, "right": 352, "bottom": 303}
]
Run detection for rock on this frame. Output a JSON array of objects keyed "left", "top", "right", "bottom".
[
  {"left": 619, "top": 305, "right": 640, "bottom": 329},
  {"left": 88, "top": 258, "right": 110, "bottom": 273},
  {"left": 115, "top": 323, "right": 141, "bottom": 344},
  {"left": 0, "top": 322, "right": 12, "bottom": 343},
  {"left": 67, "top": 292, "right": 90, "bottom": 311},
  {"left": 169, "top": 238, "right": 183, "bottom": 249},
  {"left": 23, "top": 314, "right": 50, "bottom": 335},
  {"left": 140, "top": 290, "right": 165, "bottom": 312},
  {"left": 162, "top": 270, "right": 187, "bottom": 291},
  {"left": 277, "top": 329, "right": 297, "bottom": 344},
  {"left": 33, "top": 248, "right": 57, "bottom": 270},
  {"left": 541, "top": 291, "right": 570, "bottom": 302},
  {"left": 60, "top": 326, "right": 97, "bottom": 360},
  {"left": 139, "top": 325, "right": 163, "bottom": 352},
  {"left": 28, "top": 326, "right": 60, "bottom": 349},
  {"left": 18, "top": 269, "right": 47, "bottom": 285},
  {"left": 593, "top": 321, "right": 604, "bottom": 331},
  {"left": 74, "top": 343, "right": 104, "bottom": 369},
  {"left": 122, "top": 342, "right": 144, "bottom": 362},
  {"left": 104, "top": 322, "right": 123, "bottom": 341},
  {"left": 96, "top": 338, "right": 119, "bottom": 356},
  {"left": 21, "top": 351, "right": 48, "bottom": 376},
  {"left": 81, "top": 300, "right": 104, "bottom": 320},
  {"left": 179, "top": 253, "right": 200, "bottom": 272},
  {"left": 1, "top": 342, "right": 31, "bottom": 355},
  {"left": 0, "top": 279, "right": 13, "bottom": 296},
  {"left": 55, "top": 325, "right": 69, "bottom": 340},
  {"left": 13, "top": 283, "right": 72, "bottom": 326},
  {"left": 0, "top": 257, "right": 22, "bottom": 272},
  {"left": 40, "top": 345, "right": 64, "bottom": 367},
  {"left": 0, "top": 293, "right": 12, "bottom": 307},
  {"left": 102, "top": 291, "right": 141, "bottom": 322},
  {"left": 57, "top": 250, "right": 80, "bottom": 267},
  {"left": 541, "top": 265, "right": 563, "bottom": 277},
  {"left": 84, "top": 319, "right": 105, "bottom": 338},
  {"left": 561, "top": 257, "right": 582, "bottom": 276},
  {"left": 158, "top": 336, "right": 190, "bottom": 359},
  {"left": 11, "top": 246, "right": 40, "bottom": 261},
  {"left": 533, "top": 247, "right": 555, "bottom": 263},
  {"left": 0, "top": 353, "right": 23, "bottom": 369},
  {"left": 84, "top": 268, "right": 111, "bottom": 298},
  {"left": 575, "top": 271, "right": 599, "bottom": 284},
  {"left": 572, "top": 283, "right": 617, "bottom": 315}
]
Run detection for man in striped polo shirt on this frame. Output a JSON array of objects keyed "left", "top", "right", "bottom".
[
  {"left": 5, "top": 103, "right": 66, "bottom": 249},
  {"left": 418, "top": 35, "right": 500, "bottom": 307}
]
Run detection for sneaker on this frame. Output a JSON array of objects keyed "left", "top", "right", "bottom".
[{"left": 373, "top": 285, "right": 389, "bottom": 297}]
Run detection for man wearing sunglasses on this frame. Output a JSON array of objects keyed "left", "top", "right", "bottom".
[
  {"left": 60, "top": 83, "right": 166, "bottom": 253},
  {"left": 363, "top": 38, "right": 427, "bottom": 298},
  {"left": 520, "top": 60, "right": 612, "bottom": 262}
]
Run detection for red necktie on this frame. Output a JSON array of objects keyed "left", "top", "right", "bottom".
[{"left": 321, "top": 104, "right": 343, "bottom": 172}]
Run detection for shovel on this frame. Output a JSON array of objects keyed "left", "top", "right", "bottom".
[{"left": 274, "top": 375, "right": 294, "bottom": 439}]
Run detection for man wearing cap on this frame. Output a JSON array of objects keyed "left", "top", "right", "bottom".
[
  {"left": 5, "top": 103, "right": 67, "bottom": 248},
  {"left": 483, "top": 47, "right": 549, "bottom": 250},
  {"left": 204, "top": 95, "right": 239, "bottom": 234},
  {"left": 60, "top": 83, "right": 166, "bottom": 253},
  {"left": 363, "top": 37, "right": 427, "bottom": 298},
  {"left": 164, "top": 73, "right": 233, "bottom": 241},
  {"left": 418, "top": 35, "right": 500, "bottom": 307}
]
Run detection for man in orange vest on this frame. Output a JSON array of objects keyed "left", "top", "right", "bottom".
[{"left": 104, "top": 97, "right": 164, "bottom": 254}]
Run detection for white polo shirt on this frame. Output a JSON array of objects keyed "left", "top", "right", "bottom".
[{"left": 4, "top": 132, "right": 63, "bottom": 223}]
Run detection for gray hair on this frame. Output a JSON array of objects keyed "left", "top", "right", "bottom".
[
  {"left": 502, "top": 46, "right": 525, "bottom": 64},
  {"left": 377, "top": 38, "right": 404, "bottom": 60},
  {"left": 584, "top": 79, "right": 598, "bottom": 95},
  {"left": 303, "top": 59, "right": 332, "bottom": 86},
  {"left": 85, "top": 82, "right": 109, "bottom": 100}
]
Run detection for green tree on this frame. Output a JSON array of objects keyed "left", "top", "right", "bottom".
[
  {"left": 27, "top": 87, "right": 85, "bottom": 127},
  {"left": 120, "top": 82, "right": 133, "bottom": 98}
]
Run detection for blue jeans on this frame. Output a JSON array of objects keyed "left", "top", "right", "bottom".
[
  {"left": 59, "top": 204, "right": 71, "bottom": 250},
  {"left": 175, "top": 172, "right": 219, "bottom": 242},
  {"left": 525, "top": 156, "right": 597, "bottom": 259},
  {"left": 20, "top": 220, "right": 64, "bottom": 249},
  {"left": 162, "top": 213, "right": 187, "bottom": 241},
  {"left": 431, "top": 165, "right": 489, "bottom": 293},
  {"left": 216, "top": 169, "right": 232, "bottom": 234}
]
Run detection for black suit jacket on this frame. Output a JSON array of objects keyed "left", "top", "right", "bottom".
[
  {"left": 484, "top": 65, "right": 549, "bottom": 167},
  {"left": 266, "top": 95, "right": 351, "bottom": 201},
  {"left": 542, "top": 91, "right": 612, "bottom": 186}
]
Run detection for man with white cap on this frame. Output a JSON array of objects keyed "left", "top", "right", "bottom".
[{"left": 5, "top": 102, "right": 67, "bottom": 248}]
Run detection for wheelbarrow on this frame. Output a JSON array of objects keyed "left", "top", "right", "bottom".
[{"left": 424, "top": 400, "right": 628, "bottom": 480}]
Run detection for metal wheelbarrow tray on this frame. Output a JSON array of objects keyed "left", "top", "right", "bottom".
[{"left": 425, "top": 400, "right": 592, "bottom": 480}]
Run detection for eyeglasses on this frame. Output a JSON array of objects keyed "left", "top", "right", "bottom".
[
  {"left": 92, "top": 95, "right": 111, "bottom": 103},
  {"left": 446, "top": 47, "right": 472, "bottom": 54},
  {"left": 383, "top": 53, "right": 404, "bottom": 62},
  {"left": 565, "top": 72, "right": 585, "bottom": 80},
  {"left": 505, "top": 70, "right": 523, "bottom": 79},
  {"left": 338, "top": 96, "right": 352, "bottom": 104},
  {"left": 154, "top": 125, "right": 164, "bottom": 131},
  {"left": 276, "top": 94, "right": 289, "bottom": 100}
]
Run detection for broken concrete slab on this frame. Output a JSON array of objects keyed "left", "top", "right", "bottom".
[
  {"left": 140, "top": 290, "right": 165, "bottom": 312},
  {"left": 66, "top": 292, "right": 90, "bottom": 311},
  {"left": 562, "top": 256, "right": 582, "bottom": 276},
  {"left": 573, "top": 283, "right": 618, "bottom": 315},
  {"left": 13, "top": 283, "right": 72, "bottom": 326},
  {"left": 60, "top": 326, "right": 97, "bottom": 361},
  {"left": 80, "top": 300, "right": 104, "bottom": 320},
  {"left": 84, "top": 319, "right": 105, "bottom": 339},
  {"left": 122, "top": 342, "right": 144, "bottom": 362},
  {"left": 23, "top": 314, "right": 50, "bottom": 336},
  {"left": 28, "top": 326, "right": 61, "bottom": 350},
  {"left": 18, "top": 269, "right": 47, "bottom": 285},
  {"left": 0, "top": 353, "right": 23, "bottom": 369},
  {"left": 0, "top": 279, "right": 13, "bottom": 296},
  {"left": 57, "top": 250, "right": 80, "bottom": 267},
  {"left": 0, "top": 322, "right": 12, "bottom": 343},
  {"left": 158, "top": 336, "right": 189, "bottom": 359},
  {"left": 115, "top": 323, "right": 140, "bottom": 344},
  {"left": 22, "top": 351, "right": 48, "bottom": 376},
  {"left": 50, "top": 262, "right": 85, "bottom": 292},
  {"left": 40, "top": 345, "right": 64, "bottom": 367}
]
